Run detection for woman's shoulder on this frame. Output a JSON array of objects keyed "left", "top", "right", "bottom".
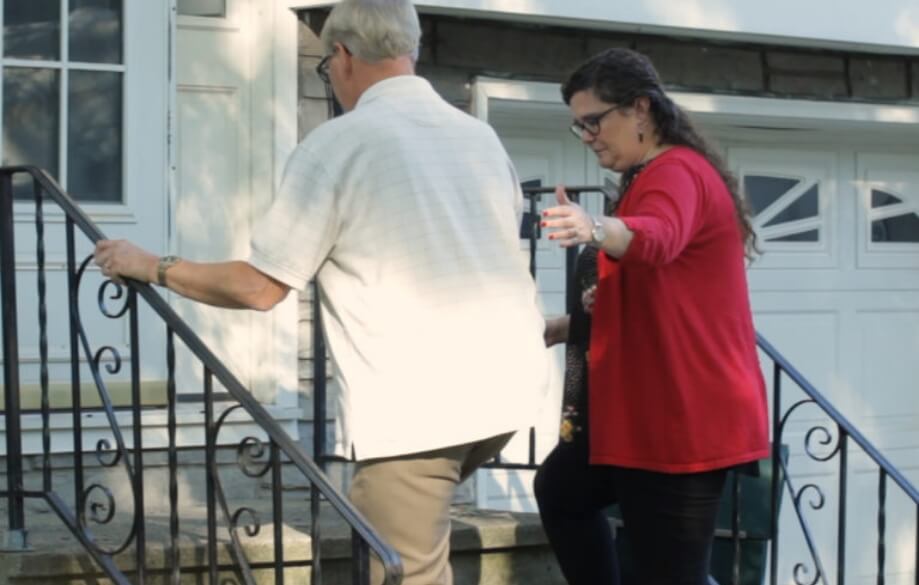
[
  {"left": 646, "top": 146, "right": 722, "bottom": 188},
  {"left": 654, "top": 145, "right": 707, "bottom": 168}
]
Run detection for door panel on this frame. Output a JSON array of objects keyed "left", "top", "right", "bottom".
[
  {"left": 475, "top": 128, "right": 586, "bottom": 511},
  {"left": 174, "top": 0, "right": 278, "bottom": 401}
]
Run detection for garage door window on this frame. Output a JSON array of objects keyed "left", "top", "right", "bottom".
[
  {"left": 870, "top": 189, "right": 919, "bottom": 243},
  {"left": 745, "top": 174, "right": 822, "bottom": 245}
]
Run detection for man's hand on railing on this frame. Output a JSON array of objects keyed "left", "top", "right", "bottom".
[
  {"left": 94, "top": 239, "right": 291, "bottom": 312},
  {"left": 94, "top": 239, "right": 159, "bottom": 285}
]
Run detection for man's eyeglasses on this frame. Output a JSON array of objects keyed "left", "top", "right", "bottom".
[
  {"left": 569, "top": 105, "right": 621, "bottom": 139},
  {"left": 316, "top": 44, "right": 351, "bottom": 85},
  {"left": 316, "top": 54, "right": 332, "bottom": 84}
]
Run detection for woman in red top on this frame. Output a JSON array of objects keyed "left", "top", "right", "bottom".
[{"left": 535, "top": 48, "right": 769, "bottom": 585}]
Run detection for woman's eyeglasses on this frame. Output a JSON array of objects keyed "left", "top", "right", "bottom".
[{"left": 569, "top": 105, "right": 621, "bottom": 139}]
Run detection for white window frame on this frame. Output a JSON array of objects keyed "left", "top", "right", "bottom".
[
  {"left": 730, "top": 148, "right": 839, "bottom": 270},
  {"left": 0, "top": 0, "right": 133, "bottom": 224},
  {"left": 856, "top": 153, "right": 919, "bottom": 269}
]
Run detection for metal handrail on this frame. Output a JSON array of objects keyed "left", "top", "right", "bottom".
[
  {"left": 756, "top": 333, "right": 919, "bottom": 505},
  {"left": 0, "top": 165, "right": 403, "bottom": 585}
]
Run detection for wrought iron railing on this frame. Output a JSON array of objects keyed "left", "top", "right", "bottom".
[
  {"left": 760, "top": 333, "right": 919, "bottom": 585},
  {"left": 0, "top": 166, "right": 403, "bottom": 585},
  {"left": 311, "top": 185, "right": 919, "bottom": 585}
]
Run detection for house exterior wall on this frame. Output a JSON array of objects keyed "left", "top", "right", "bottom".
[
  {"left": 294, "top": 9, "right": 919, "bottom": 434},
  {"left": 291, "top": 0, "right": 919, "bottom": 54}
]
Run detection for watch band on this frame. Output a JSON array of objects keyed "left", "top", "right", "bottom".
[
  {"left": 590, "top": 216, "right": 606, "bottom": 247},
  {"left": 156, "top": 255, "right": 181, "bottom": 287}
]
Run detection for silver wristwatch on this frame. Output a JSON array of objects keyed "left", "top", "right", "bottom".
[
  {"left": 589, "top": 216, "right": 606, "bottom": 247},
  {"left": 156, "top": 255, "right": 181, "bottom": 287}
]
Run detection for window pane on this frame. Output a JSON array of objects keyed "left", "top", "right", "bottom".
[
  {"left": 872, "top": 215, "right": 919, "bottom": 243},
  {"left": 2, "top": 68, "right": 60, "bottom": 200},
  {"left": 177, "top": 0, "right": 227, "bottom": 17},
  {"left": 744, "top": 176, "right": 799, "bottom": 216},
  {"left": 70, "top": 0, "right": 123, "bottom": 64},
  {"left": 763, "top": 185, "right": 819, "bottom": 228},
  {"left": 3, "top": 0, "right": 61, "bottom": 60},
  {"left": 871, "top": 189, "right": 902, "bottom": 209},
  {"left": 767, "top": 229, "right": 819, "bottom": 243},
  {"left": 68, "top": 71, "right": 122, "bottom": 202}
]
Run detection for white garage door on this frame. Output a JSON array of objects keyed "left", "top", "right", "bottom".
[
  {"left": 476, "top": 117, "right": 919, "bottom": 550},
  {"left": 734, "top": 144, "right": 919, "bottom": 584},
  {"left": 471, "top": 81, "right": 919, "bottom": 584}
]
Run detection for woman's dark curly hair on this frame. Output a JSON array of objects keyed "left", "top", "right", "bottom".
[{"left": 562, "top": 48, "right": 758, "bottom": 259}]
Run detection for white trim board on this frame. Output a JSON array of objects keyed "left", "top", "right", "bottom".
[{"left": 473, "top": 78, "right": 919, "bottom": 146}]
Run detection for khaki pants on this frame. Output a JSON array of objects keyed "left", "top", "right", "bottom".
[{"left": 348, "top": 432, "right": 514, "bottom": 585}]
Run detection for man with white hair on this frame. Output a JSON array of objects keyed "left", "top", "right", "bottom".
[{"left": 94, "top": 0, "right": 549, "bottom": 583}]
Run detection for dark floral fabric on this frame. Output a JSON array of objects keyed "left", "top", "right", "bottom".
[{"left": 559, "top": 246, "right": 598, "bottom": 441}]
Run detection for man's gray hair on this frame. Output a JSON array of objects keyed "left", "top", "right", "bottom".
[{"left": 320, "top": 0, "right": 421, "bottom": 63}]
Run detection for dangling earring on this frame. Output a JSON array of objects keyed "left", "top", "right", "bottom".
[{"left": 638, "top": 130, "right": 645, "bottom": 143}]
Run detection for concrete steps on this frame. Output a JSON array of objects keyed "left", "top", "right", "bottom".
[{"left": 0, "top": 499, "right": 566, "bottom": 585}]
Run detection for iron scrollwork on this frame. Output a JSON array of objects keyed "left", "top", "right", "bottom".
[
  {"left": 68, "top": 255, "right": 140, "bottom": 556},
  {"left": 209, "top": 404, "right": 278, "bottom": 584},
  {"left": 777, "top": 398, "right": 843, "bottom": 585}
]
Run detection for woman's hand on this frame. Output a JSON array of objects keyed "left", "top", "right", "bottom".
[
  {"left": 582, "top": 284, "right": 597, "bottom": 314},
  {"left": 541, "top": 185, "right": 594, "bottom": 248}
]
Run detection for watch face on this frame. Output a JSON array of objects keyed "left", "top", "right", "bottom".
[{"left": 592, "top": 224, "right": 605, "bottom": 243}]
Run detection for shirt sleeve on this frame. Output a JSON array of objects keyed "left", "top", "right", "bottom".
[
  {"left": 618, "top": 161, "right": 702, "bottom": 266},
  {"left": 248, "top": 143, "right": 340, "bottom": 290},
  {"left": 506, "top": 157, "right": 524, "bottom": 224}
]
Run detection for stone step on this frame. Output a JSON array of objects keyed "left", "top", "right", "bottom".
[{"left": 0, "top": 498, "right": 566, "bottom": 585}]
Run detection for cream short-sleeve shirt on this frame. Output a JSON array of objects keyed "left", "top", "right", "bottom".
[{"left": 250, "top": 76, "right": 550, "bottom": 459}]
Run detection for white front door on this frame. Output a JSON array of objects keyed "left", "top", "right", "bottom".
[{"left": 173, "top": 0, "right": 297, "bottom": 405}]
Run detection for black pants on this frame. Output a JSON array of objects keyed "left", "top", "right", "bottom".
[{"left": 534, "top": 435, "right": 727, "bottom": 585}]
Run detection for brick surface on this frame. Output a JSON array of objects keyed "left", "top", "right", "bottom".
[
  {"left": 585, "top": 36, "right": 633, "bottom": 60},
  {"left": 766, "top": 51, "right": 845, "bottom": 72},
  {"left": 431, "top": 19, "right": 585, "bottom": 80},
  {"left": 909, "top": 60, "right": 919, "bottom": 100},
  {"left": 850, "top": 58, "right": 908, "bottom": 100},
  {"left": 419, "top": 17, "right": 435, "bottom": 63},
  {"left": 769, "top": 73, "right": 849, "bottom": 99},
  {"left": 637, "top": 40, "right": 763, "bottom": 91},
  {"left": 766, "top": 51, "right": 848, "bottom": 98}
]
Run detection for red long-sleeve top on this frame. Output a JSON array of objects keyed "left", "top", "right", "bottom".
[{"left": 588, "top": 146, "right": 769, "bottom": 473}]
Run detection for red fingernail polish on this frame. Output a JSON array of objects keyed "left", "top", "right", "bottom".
[{"left": 540, "top": 222, "right": 547, "bottom": 227}]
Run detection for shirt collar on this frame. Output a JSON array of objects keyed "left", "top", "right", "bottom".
[{"left": 355, "top": 75, "right": 433, "bottom": 109}]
